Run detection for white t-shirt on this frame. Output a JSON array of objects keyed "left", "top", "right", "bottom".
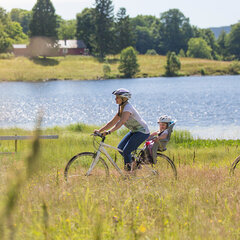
[{"left": 123, "top": 103, "right": 150, "bottom": 134}]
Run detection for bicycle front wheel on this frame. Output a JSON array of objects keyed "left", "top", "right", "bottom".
[
  {"left": 153, "top": 153, "right": 177, "bottom": 179},
  {"left": 230, "top": 155, "right": 240, "bottom": 174},
  {"left": 64, "top": 152, "right": 109, "bottom": 181}
]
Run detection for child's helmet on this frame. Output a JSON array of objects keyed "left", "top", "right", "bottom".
[
  {"left": 112, "top": 88, "right": 131, "bottom": 99},
  {"left": 158, "top": 115, "right": 172, "bottom": 123}
]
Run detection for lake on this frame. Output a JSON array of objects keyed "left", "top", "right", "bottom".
[{"left": 0, "top": 75, "right": 240, "bottom": 139}]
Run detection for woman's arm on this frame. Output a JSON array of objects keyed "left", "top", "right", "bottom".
[
  {"left": 106, "top": 111, "right": 130, "bottom": 134},
  {"left": 97, "top": 114, "right": 120, "bottom": 132}
]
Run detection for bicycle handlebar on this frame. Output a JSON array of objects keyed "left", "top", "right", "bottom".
[{"left": 92, "top": 132, "right": 104, "bottom": 138}]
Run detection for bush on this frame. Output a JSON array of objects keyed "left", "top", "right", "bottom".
[
  {"left": 118, "top": 46, "right": 139, "bottom": 78},
  {"left": 145, "top": 49, "right": 157, "bottom": 55},
  {"left": 0, "top": 52, "right": 14, "bottom": 59},
  {"left": 103, "top": 63, "right": 111, "bottom": 77},
  {"left": 187, "top": 37, "right": 212, "bottom": 59},
  {"left": 228, "top": 61, "right": 240, "bottom": 74},
  {"left": 178, "top": 49, "right": 185, "bottom": 57},
  {"left": 165, "top": 51, "right": 181, "bottom": 76}
]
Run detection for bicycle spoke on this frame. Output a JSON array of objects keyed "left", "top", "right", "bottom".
[
  {"left": 154, "top": 153, "right": 177, "bottom": 179},
  {"left": 64, "top": 152, "right": 109, "bottom": 181},
  {"left": 230, "top": 155, "right": 240, "bottom": 174}
]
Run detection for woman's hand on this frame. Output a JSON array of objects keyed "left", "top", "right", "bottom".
[
  {"left": 94, "top": 129, "right": 100, "bottom": 134},
  {"left": 102, "top": 130, "right": 111, "bottom": 136}
]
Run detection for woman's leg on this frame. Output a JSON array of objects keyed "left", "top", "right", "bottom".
[
  {"left": 118, "top": 131, "right": 133, "bottom": 157},
  {"left": 120, "top": 132, "right": 149, "bottom": 165}
]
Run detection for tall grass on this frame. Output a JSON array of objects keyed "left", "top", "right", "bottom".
[{"left": 1, "top": 124, "right": 240, "bottom": 239}]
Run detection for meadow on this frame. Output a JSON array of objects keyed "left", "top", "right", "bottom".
[
  {"left": 0, "top": 123, "right": 240, "bottom": 239},
  {"left": 0, "top": 55, "right": 237, "bottom": 82}
]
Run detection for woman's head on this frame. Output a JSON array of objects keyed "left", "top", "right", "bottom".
[
  {"left": 115, "top": 95, "right": 128, "bottom": 105},
  {"left": 112, "top": 88, "right": 131, "bottom": 103},
  {"left": 112, "top": 88, "right": 131, "bottom": 116}
]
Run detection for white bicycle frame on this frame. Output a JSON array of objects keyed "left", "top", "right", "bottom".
[{"left": 86, "top": 141, "right": 125, "bottom": 176}]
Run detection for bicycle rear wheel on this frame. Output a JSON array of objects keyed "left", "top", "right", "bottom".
[
  {"left": 230, "top": 155, "right": 240, "bottom": 174},
  {"left": 153, "top": 153, "right": 177, "bottom": 179},
  {"left": 64, "top": 152, "right": 109, "bottom": 181}
]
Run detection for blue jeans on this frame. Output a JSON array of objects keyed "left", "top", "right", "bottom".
[{"left": 118, "top": 131, "right": 150, "bottom": 165}]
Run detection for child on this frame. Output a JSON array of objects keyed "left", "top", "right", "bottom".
[{"left": 144, "top": 115, "right": 173, "bottom": 164}]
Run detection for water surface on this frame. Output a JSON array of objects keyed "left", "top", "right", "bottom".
[{"left": 1, "top": 75, "right": 240, "bottom": 139}]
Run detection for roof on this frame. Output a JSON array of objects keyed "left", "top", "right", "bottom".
[
  {"left": 57, "top": 40, "right": 86, "bottom": 49},
  {"left": 13, "top": 44, "right": 27, "bottom": 49}
]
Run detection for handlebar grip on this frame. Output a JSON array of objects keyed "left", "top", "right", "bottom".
[{"left": 93, "top": 132, "right": 104, "bottom": 138}]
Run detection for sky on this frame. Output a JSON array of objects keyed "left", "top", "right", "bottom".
[{"left": 1, "top": 0, "right": 240, "bottom": 28}]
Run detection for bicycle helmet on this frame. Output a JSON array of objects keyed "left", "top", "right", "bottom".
[
  {"left": 112, "top": 88, "right": 131, "bottom": 99},
  {"left": 158, "top": 115, "right": 172, "bottom": 123}
]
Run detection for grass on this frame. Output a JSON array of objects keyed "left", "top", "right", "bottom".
[
  {"left": 1, "top": 124, "right": 240, "bottom": 239},
  {"left": 0, "top": 55, "right": 237, "bottom": 82}
]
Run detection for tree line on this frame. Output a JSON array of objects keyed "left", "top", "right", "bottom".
[{"left": 1, "top": 0, "right": 240, "bottom": 60}]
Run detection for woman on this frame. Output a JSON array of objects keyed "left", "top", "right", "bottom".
[{"left": 94, "top": 88, "right": 150, "bottom": 171}]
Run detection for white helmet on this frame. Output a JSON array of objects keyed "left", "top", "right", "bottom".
[
  {"left": 158, "top": 115, "right": 172, "bottom": 123},
  {"left": 112, "top": 88, "right": 131, "bottom": 99}
]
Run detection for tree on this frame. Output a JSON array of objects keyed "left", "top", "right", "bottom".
[
  {"left": 131, "top": 15, "right": 160, "bottom": 53},
  {"left": 0, "top": 24, "right": 12, "bottom": 53},
  {"left": 115, "top": 8, "right": 135, "bottom": 53},
  {"left": 10, "top": 8, "right": 32, "bottom": 34},
  {"left": 0, "top": 7, "right": 27, "bottom": 53},
  {"left": 135, "top": 26, "right": 153, "bottom": 54},
  {"left": 165, "top": 51, "right": 181, "bottom": 76},
  {"left": 5, "top": 21, "right": 28, "bottom": 43},
  {"left": 118, "top": 46, "right": 139, "bottom": 78},
  {"left": 197, "top": 29, "right": 219, "bottom": 59},
  {"left": 94, "top": 0, "right": 115, "bottom": 58},
  {"left": 227, "top": 23, "right": 240, "bottom": 59},
  {"left": 159, "top": 9, "right": 193, "bottom": 54},
  {"left": 57, "top": 19, "right": 76, "bottom": 40},
  {"left": 217, "top": 30, "right": 228, "bottom": 59},
  {"left": 29, "top": 0, "right": 57, "bottom": 38},
  {"left": 187, "top": 37, "right": 212, "bottom": 59},
  {"left": 76, "top": 8, "right": 96, "bottom": 52}
]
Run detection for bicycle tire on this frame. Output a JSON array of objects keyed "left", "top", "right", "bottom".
[
  {"left": 230, "top": 155, "right": 240, "bottom": 174},
  {"left": 154, "top": 153, "right": 177, "bottom": 179},
  {"left": 64, "top": 152, "right": 109, "bottom": 181}
]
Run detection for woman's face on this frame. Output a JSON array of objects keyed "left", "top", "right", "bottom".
[
  {"left": 115, "top": 95, "right": 123, "bottom": 105},
  {"left": 159, "top": 122, "right": 168, "bottom": 131}
]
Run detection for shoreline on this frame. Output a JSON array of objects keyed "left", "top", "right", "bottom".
[{"left": 1, "top": 124, "right": 240, "bottom": 141}]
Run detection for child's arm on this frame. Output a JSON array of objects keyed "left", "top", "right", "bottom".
[
  {"left": 146, "top": 131, "right": 158, "bottom": 140},
  {"left": 153, "top": 131, "right": 168, "bottom": 142}
]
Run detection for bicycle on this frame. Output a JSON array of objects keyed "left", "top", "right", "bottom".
[
  {"left": 230, "top": 154, "right": 240, "bottom": 174},
  {"left": 64, "top": 132, "right": 177, "bottom": 181}
]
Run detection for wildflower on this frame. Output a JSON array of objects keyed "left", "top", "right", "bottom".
[{"left": 139, "top": 224, "right": 146, "bottom": 233}]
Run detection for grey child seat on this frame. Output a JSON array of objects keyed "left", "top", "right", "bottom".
[{"left": 157, "top": 121, "right": 176, "bottom": 152}]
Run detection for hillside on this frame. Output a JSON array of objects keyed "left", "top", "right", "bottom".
[{"left": 209, "top": 25, "right": 231, "bottom": 39}]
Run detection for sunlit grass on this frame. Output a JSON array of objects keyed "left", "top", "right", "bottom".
[
  {"left": 1, "top": 124, "right": 240, "bottom": 239},
  {"left": 0, "top": 55, "right": 235, "bottom": 81}
]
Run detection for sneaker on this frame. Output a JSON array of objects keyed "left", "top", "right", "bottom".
[
  {"left": 131, "top": 160, "right": 138, "bottom": 171},
  {"left": 124, "top": 163, "right": 131, "bottom": 171}
]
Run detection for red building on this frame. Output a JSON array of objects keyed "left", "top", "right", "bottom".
[
  {"left": 57, "top": 40, "right": 87, "bottom": 55},
  {"left": 12, "top": 40, "right": 87, "bottom": 56},
  {"left": 12, "top": 44, "right": 27, "bottom": 56}
]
